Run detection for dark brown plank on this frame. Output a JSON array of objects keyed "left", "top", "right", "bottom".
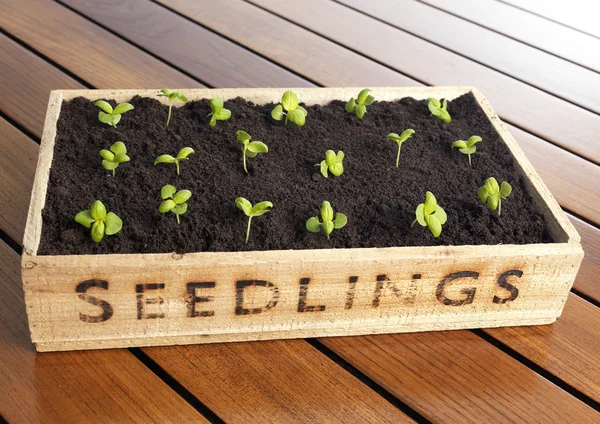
[
  {"left": 571, "top": 217, "right": 600, "bottom": 301},
  {"left": 421, "top": 0, "right": 600, "bottom": 72},
  {"left": 242, "top": 0, "right": 600, "bottom": 164},
  {"left": 321, "top": 329, "right": 599, "bottom": 423},
  {"left": 485, "top": 295, "right": 600, "bottom": 402},
  {"left": 86, "top": 0, "right": 415, "bottom": 87},
  {"left": 0, "top": 0, "right": 197, "bottom": 89},
  {"left": 52, "top": 0, "right": 311, "bottom": 88},
  {"left": 0, "top": 240, "right": 208, "bottom": 423},
  {"left": 0, "top": 117, "right": 36, "bottom": 244},
  {"left": 514, "top": 125, "right": 600, "bottom": 225},
  {"left": 338, "top": 0, "right": 600, "bottom": 114},
  {"left": 0, "top": 35, "right": 81, "bottom": 135},
  {"left": 144, "top": 341, "right": 414, "bottom": 423}
]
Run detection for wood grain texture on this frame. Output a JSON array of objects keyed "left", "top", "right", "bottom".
[
  {"left": 421, "top": 0, "right": 600, "bottom": 72},
  {"left": 246, "top": 0, "right": 600, "bottom": 164},
  {"left": 143, "top": 341, "right": 414, "bottom": 423},
  {"left": 56, "top": 0, "right": 310, "bottom": 88},
  {"left": 338, "top": 0, "right": 600, "bottom": 114},
  {"left": 0, "top": 117, "right": 37, "bottom": 244},
  {"left": 571, "top": 217, "right": 600, "bottom": 301},
  {"left": 485, "top": 294, "right": 600, "bottom": 403},
  {"left": 154, "top": 0, "right": 415, "bottom": 87},
  {"left": 0, "top": 0, "right": 198, "bottom": 89},
  {"left": 320, "top": 330, "right": 600, "bottom": 423},
  {"left": 0, "top": 240, "right": 208, "bottom": 423},
  {"left": 0, "top": 34, "right": 81, "bottom": 135}
]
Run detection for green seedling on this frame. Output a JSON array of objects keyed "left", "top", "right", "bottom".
[
  {"left": 317, "top": 150, "right": 344, "bottom": 178},
  {"left": 271, "top": 90, "right": 307, "bottom": 126},
  {"left": 159, "top": 184, "right": 191, "bottom": 224},
  {"left": 158, "top": 89, "right": 188, "bottom": 126},
  {"left": 452, "top": 136, "right": 482, "bottom": 166},
  {"left": 237, "top": 130, "right": 268, "bottom": 174},
  {"left": 306, "top": 201, "right": 347, "bottom": 240},
  {"left": 411, "top": 191, "right": 447, "bottom": 238},
  {"left": 207, "top": 97, "right": 231, "bottom": 127},
  {"left": 75, "top": 200, "right": 122, "bottom": 243},
  {"left": 100, "top": 141, "right": 130, "bottom": 176},
  {"left": 94, "top": 100, "right": 134, "bottom": 128},
  {"left": 478, "top": 177, "right": 513, "bottom": 216},
  {"left": 235, "top": 197, "right": 273, "bottom": 244},
  {"left": 386, "top": 129, "right": 415, "bottom": 167},
  {"left": 154, "top": 147, "right": 195, "bottom": 175},
  {"left": 345, "top": 88, "right": 375, "bottom": 119},
  {"left": 427, "top": 97, "right": 451, "bottom": 123}
]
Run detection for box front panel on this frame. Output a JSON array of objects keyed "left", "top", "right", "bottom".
[{"left": 22, "top": 248, "right": 581, "bottom": 351}]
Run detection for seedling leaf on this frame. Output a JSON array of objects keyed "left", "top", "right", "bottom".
[
  {"left": 75, "top": 210, "right": 95, "bottom": 228},
  {"left": 104, "top": 212, "right": 123, "bottom": 235}
]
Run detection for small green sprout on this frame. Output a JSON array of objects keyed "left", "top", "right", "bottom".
[
  {"left": 427, "top": 98, "right": 451, "bottom": 123},
  {"left": 159, "top": 184, "right": 191, "bottom": 224},
  {"left": 452, "top": 136, "right": 482, "bottom": 166},
  {"left": 158, "top": 89, "right": 188, "bottom": 126},
  {"left": 271, "top": 90, "right": 307, "bottom": 126},
  {"left": 154, "top": 147, "right": 195, "bottom": 175},
  {"left": 345, "top": 88, "right": 375, "bottom": 119},
  {"left": 317, "top": 150, "right": 344, "bottom": 178},
  {"left": 235, "top": 197, "right": 273, "bottom": 244},
  {"left": 100, "top": 141, "right": 130, "bottom": 176},
  {"left": 237, "top": 130, "right": 268, "bottom": 174},
  {"left": 411, "top": 191, "right": 447, "bottom": 238},
  {"left": 306, "top": 201, "right": 347, "bottom": 240},
  {"left": 75, "top": 200, "right": 122, "bottom": 243},
  {"left": 386, "top": 129, "right": 415, "bottom": 167},
  {"left": 478, "top": 177, "right": 513, "bottom": 216},
  {"left": 207, "top": 97, "right": 232, "bottom": 127},
  {"left": 94, "top": 100, "right": 134, "bottom": 127}
]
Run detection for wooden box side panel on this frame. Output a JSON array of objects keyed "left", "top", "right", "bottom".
[
  {"left": 23, "top": 90, "right": 63, "bottom": 255},
  {"left": 22, "top": 244, "right": 582, "bottom": 351}
]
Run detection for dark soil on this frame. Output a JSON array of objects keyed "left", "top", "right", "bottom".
[{"left": 38, "top": 92, "right": 553, "bottom": 255}]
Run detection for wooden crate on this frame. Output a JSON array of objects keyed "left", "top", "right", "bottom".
[{"left": 22, "top": 87, "right": 583, "bottom": 352}]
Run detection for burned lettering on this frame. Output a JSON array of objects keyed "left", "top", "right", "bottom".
[{"left": 76, "top": 279, "right": 113, "bottom": 323}]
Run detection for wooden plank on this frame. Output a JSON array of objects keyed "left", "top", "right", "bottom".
[
  {"left": 485, "top": 294, "right": 600, "bottom": 403},
  {"left": 0, "top": 117, "right": 36, "bottom": 244},
  {"left": 421, "top": 0, "right": 600, "bottom": 72},
  {"left": 337, "top": 0, "right": 600, "bottom": 114},
  {"left": 0, "top": 240, "right": 208, "bottom": 423},
  {"left": 143, "top": 341, "right": 414, "bottom": 423},
  {"left": 125, "top": 0, "right": 414, "bottom": 87},
  {"left": 571, "top": 217, "right": 600, "bottom": 301},
  {"left": 501, "top": 0, "right": 600, "bottom": 39},
  {"left": 514, "top": 125, "right": 600, "bottom": 225},
  {"left": 320, "top": 330, "right": 600, "bottom": 422},
  {"left": 242, "top": 0, "right": 600, "bottom": 164},
  {"left": 46, "top": 0, "right": 309, "bottom": 88},
  {"left": 0, "top": 0, "right": 197, "bottom": 89},
  {"left": 0, "top": 35, "right": 81, "bottom": 135}
]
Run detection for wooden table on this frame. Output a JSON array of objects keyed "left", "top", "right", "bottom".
[{"left": 1, "top": 0, "right": 599, "bottom": 422}]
